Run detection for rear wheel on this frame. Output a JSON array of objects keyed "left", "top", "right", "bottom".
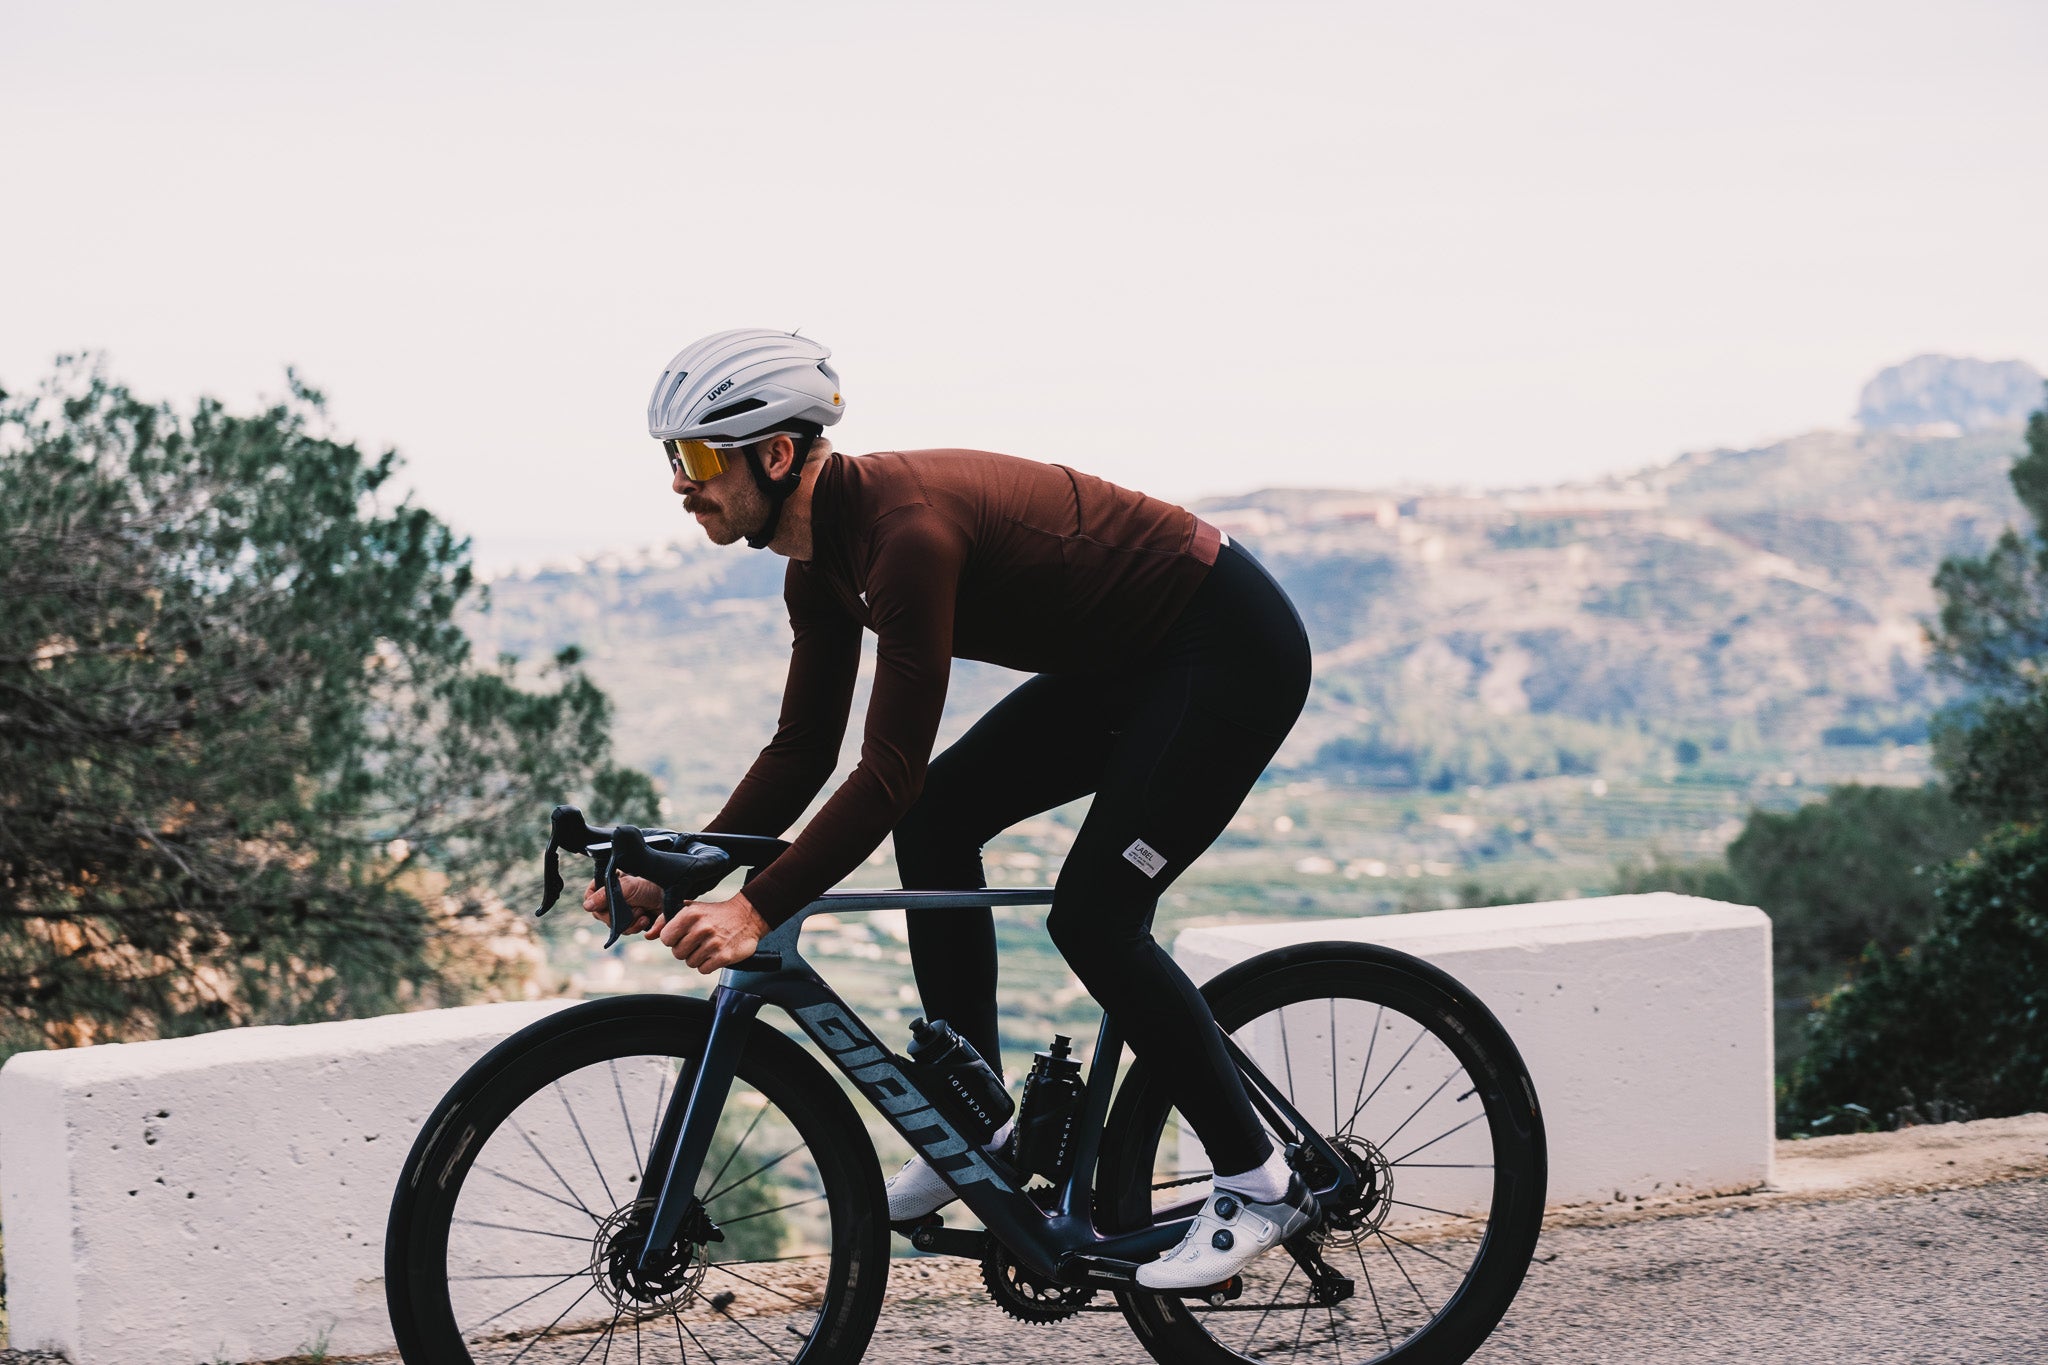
[
  {"left": 386, "top": 996, "right": 890, "bottom": 1364},
  {"left": 1101, "top": 942, "right": 1546, "bottom": 1365}
]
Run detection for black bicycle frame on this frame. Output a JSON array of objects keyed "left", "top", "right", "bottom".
[{"left": 633, "top": 887, "right": 1359, "bottom": 1286}]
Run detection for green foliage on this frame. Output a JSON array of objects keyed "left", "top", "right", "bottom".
[
  {"left": 1930, "top": 397, "right": 2048, "bottom": 822},
  {"left": 1611, "top": 854, "right": 1747, "bottom": 905},
  {"left": 1781, "top": 822, "right": 2048, "bottom": 1132},
  {"left": 1725, "top": 784, "right": 1985, "bottom": 982},
  {"left": 1309, "top": 709, "right": 1631, "bottom": 791},
  {"left": 0, "top": 360, "right": 655, "bottom": 1058}
]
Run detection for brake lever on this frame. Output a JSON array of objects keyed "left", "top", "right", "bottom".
[
  {"left": 536, "top": 833, "right": 565, "bottom": 917},
  {"left": 603, "top": 850, "right": 633, "bottom": 949}
]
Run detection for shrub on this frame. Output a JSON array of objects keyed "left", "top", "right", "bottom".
[{"left": 1780, "top": 822, "right": 2048, "bottom": 1133}]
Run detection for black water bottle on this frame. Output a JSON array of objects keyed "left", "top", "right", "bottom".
[
  {"left": 1015, "top": 1035, "right": 1085, "bottom": 1180},
  {"left": 905, "top": 1018, "right": 1015, "bottom": 1145}
]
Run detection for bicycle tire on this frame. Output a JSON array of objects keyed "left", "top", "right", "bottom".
[
  {"left": 1099, "top": 941, "right": 1546, "bottom": 1365},
  {"left": 385, "top": 995, "right": 890, "bottom": 1365}
]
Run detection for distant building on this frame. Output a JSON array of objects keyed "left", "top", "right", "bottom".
[
  {"left": 1501, "top": 487, "right": 1666, "bottom": 518},
  {"left": 1205, "top": 507, "right": 1287, "bottom": 537}
]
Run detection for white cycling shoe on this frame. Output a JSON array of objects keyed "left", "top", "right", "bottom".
[
  {"left": 887, "top": 1122, "right": 1014, "bottom": 1223},
  {"left": 1135, "top": 1175, "right": 1319, "bottom": 1291},
  {"left": 885, "top": 1153, "right": 964, "bottom": 1222}
]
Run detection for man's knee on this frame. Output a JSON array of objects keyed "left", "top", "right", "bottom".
[{"left": 1046, "top": 894, "right": 1155, "bottom": 984}]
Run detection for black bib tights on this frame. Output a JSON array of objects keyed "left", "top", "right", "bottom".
[{"left": 892, "top": 539, "right": 1312, "bottom": 1176}]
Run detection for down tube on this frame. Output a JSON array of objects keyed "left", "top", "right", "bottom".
[{"left": 760, "top": 974, "right": 1064, "bottom": 1271}]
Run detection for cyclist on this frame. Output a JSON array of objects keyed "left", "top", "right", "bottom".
[{"left": 588, "top": 328, "right": 1316, "bottom": 1290}]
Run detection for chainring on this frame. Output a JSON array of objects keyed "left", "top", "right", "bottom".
[{"left": 980, "top": 1243, "right": 1097, "bottom": 1324}]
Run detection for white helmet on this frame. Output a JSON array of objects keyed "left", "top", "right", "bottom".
[{"left": 647, "top": 328, "right": 845, "bottom": 444}]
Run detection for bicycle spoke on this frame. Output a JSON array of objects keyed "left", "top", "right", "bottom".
[
  {"left": 557, "top": 1080, "right": 618, "bottom": 1209},
  {"left": 1354, "top": 1241, "right": 1395, "bottom": 1355},
  {"left": 573, "top": 1299, "right": 625, "bottom": 1365},
  {"left": 704, "top": 1140, "right": 807, "bottom": 1205},
  {"left": 1329, "top": 998, "right": 1339, "bottom": 1136},
  {"left": 609, "top": 1060, "right": 639, "bottom": 1179},
  {"left": 471, "top": 1266, "right": 590, "bottom": 1331},
  {"left": 1389, "top": 1111, "right": 1487, "bottom": 1166},
  {"left": 455, "top": 1218, "right": 594, "bottom": 1244},
  {"left": 1377, "top": 1064, "right": 1465, "bottom": 1150},
  {"left": 715, "top": 1193, "right": 826, "bottom": 1227},
  {"left": 704, "top": 1261, "right": 815, "bottom": 1309},
  {"left": 713, "top": 1300, "right": 796, "bottom": 1362},
  {"left": 701, "top": 1103, "right": 770, "bottom": 1198},
  {"left": 1287, "top": 1286, "right": 1313, "bottom": 1361},
  {"left": 674, "top": 1310, "right": 720, "bottom": 1365},
  {"left": 1277, "top": 1004, "right": 1298, "bottom": 1102},
  {"left": 1346, "top": 1026, "right": 1426, "bottom": 1135},
  {"left": 705, "top": 1251, "right": 835, "bottom": 1268},
  {"left": 1345, "top": 1004, "right": 1383, "bottom": 1139},
  {"left": 451, "top": 1270, "right": 584, "bottom": 1281},
  {"left": 1374, "top": 1228, "right": 1436, "bottom": 1317},
  {"left": 1241, "top": 1256, "right": 1297, "bottom": 1356},
  {"left": 513, "top": 1115, "right": 599, "bottom": 1221},
  {"left": 500, "top": 1281, "right": 601, "bottom": 1365},
  {"left": 643, "top": 1061, "right": 673, "bottom": 1175},
  {"left": 1389, "top": 1197, "right": 1482, "bottom": 1222},
  {"left": 1376, "top": 1228, "right": 1471, "bottom": 1273},
  {"left": 474, "top": 1162, "right": 603, "bottom": 1224}
]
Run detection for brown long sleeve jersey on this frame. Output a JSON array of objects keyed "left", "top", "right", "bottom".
[{"left": 705, "top": 449, "right": 1223, "bottom": 925}]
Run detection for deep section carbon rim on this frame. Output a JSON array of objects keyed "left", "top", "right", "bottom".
[
  {"left": 1107, "top": 955, "right": 1545, "bottom": 1365},
  {"left": 395, "top": 1008, "right": 885, "bottom": 1364}
]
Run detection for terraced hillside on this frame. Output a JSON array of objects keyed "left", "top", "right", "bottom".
[{"left": 469, "top": 422, "right": 2029, "bottom": 1072}]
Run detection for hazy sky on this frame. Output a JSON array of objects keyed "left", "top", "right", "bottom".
[{"left": 4, "top": 1, "right": 2044, "bottom": 571}]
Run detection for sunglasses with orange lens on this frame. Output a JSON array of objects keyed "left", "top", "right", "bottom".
[{"left": 662, "top": 439, "right": 733, "bottom": 481}]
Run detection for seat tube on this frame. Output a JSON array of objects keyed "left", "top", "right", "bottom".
[
  {"left": 636, "top": 982, "right": 763, "bottom": 1272},
  {"left": 1056, "top": 1012, "right": 1123, "bottom": 1222}
]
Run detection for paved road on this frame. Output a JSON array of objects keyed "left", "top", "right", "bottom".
[
  {"left": 863, "top": 1178, "right": 2048, "bottom": 1365},
  {"left": 3, "top": 1179, "right": 2039, "bottom": 1364}
]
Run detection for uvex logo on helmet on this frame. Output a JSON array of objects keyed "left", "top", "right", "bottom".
[{"left": 703, "top": 379, "right": 735, "bottom": 403}]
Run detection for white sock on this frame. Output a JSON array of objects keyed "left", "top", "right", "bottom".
[{"left": 1215, "top": 1143, "right": 1290, "bottom": 1204}]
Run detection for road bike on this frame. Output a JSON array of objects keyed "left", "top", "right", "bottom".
[{"left": 384, "top": 807, "right": 1547, "bottom": 1364}]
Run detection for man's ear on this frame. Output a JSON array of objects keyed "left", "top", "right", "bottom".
[{"left": 758, "top": 434, "right": 799, "bottom": 481}]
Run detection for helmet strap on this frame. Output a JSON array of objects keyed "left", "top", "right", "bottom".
[{"left": 741, "top": 437, "right": 813, "bottom": 550}]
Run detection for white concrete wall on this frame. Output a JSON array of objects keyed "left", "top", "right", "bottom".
[
  {"left": 0, "top": 1001, "right": 572, "bottom": 1365},
  {"left": 0, "top": 894, "right": 1771, "bottom": 1363},
  {"left": 1174, "top": 893, "right": 1775, "bottom": 1210}
]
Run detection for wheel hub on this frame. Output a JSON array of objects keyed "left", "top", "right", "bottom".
[
  {"left": 590, "top": 1198, "right": 709, "bottom": 1313},
  {"left": 1307, "top": 1134, "right": 1394, "bottom": 1250}
]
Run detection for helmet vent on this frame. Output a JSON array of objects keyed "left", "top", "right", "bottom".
[{"left": 701, "top": 397, "right": 768, "bottom": 425}]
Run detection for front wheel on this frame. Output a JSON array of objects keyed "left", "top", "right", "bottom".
[
  {"left": 1101, "top": 942, "right": 1547, "bottom": 1365},
  {"left": 385, "top": 995, "right": 890, "bottom": 1365}
]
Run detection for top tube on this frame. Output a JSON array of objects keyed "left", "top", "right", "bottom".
[{"left": 794, "top": 887, "right": 1055, "bottom": 913}]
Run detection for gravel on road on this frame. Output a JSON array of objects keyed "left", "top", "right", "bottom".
[{"left": 4, "top": 1117, "right": 2042, "bottom": 1365}]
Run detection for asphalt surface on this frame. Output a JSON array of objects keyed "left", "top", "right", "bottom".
[
  {"left": 861, "top": 1178, "right": 2048, "bottom": 1365},
  {"left": 3, "top": 1178, "right": 2039, "bottom": 1364}
]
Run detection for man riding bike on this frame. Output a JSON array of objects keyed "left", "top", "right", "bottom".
[{"left": 587, "top": 328, "right": 1316, "bottom": 1291}]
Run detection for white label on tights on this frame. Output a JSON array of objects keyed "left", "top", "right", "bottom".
[{"left": 1122, "top": 839, "right": 1168, "bottom": 878}]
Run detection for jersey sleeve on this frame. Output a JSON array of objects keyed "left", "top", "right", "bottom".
[
  {"left": 737, "top": 506, "right": 967, "bottom": 925},
  {"left": 705, "top": 558, "right": 862, "bottom": 845}
]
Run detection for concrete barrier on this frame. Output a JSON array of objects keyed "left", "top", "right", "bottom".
[
  {"left": 1173, "top": 892, "right": 1774, "bottom": 1209},
  {"left": 0, "top": 1001, "right": 572, "bottom": 1365},
  {"left": 0, "top": 893, "right": 1771, "bottom": 1363}
]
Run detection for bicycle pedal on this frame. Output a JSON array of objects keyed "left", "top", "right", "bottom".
[
  {"left": 900, "top": 1218, "right": 992, "bottom": 1259},
  {"left": 1183, "top": 1274, "right": 1244, "bottom": 1306}
]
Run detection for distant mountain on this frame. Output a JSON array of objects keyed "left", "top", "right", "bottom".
[{"left": 1856, "top": 355, "right": 2043, "bottom": 434}]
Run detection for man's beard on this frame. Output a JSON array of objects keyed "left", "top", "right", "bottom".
[{"left": 687, "top": 491, "right": 768, "bottom": 547}]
